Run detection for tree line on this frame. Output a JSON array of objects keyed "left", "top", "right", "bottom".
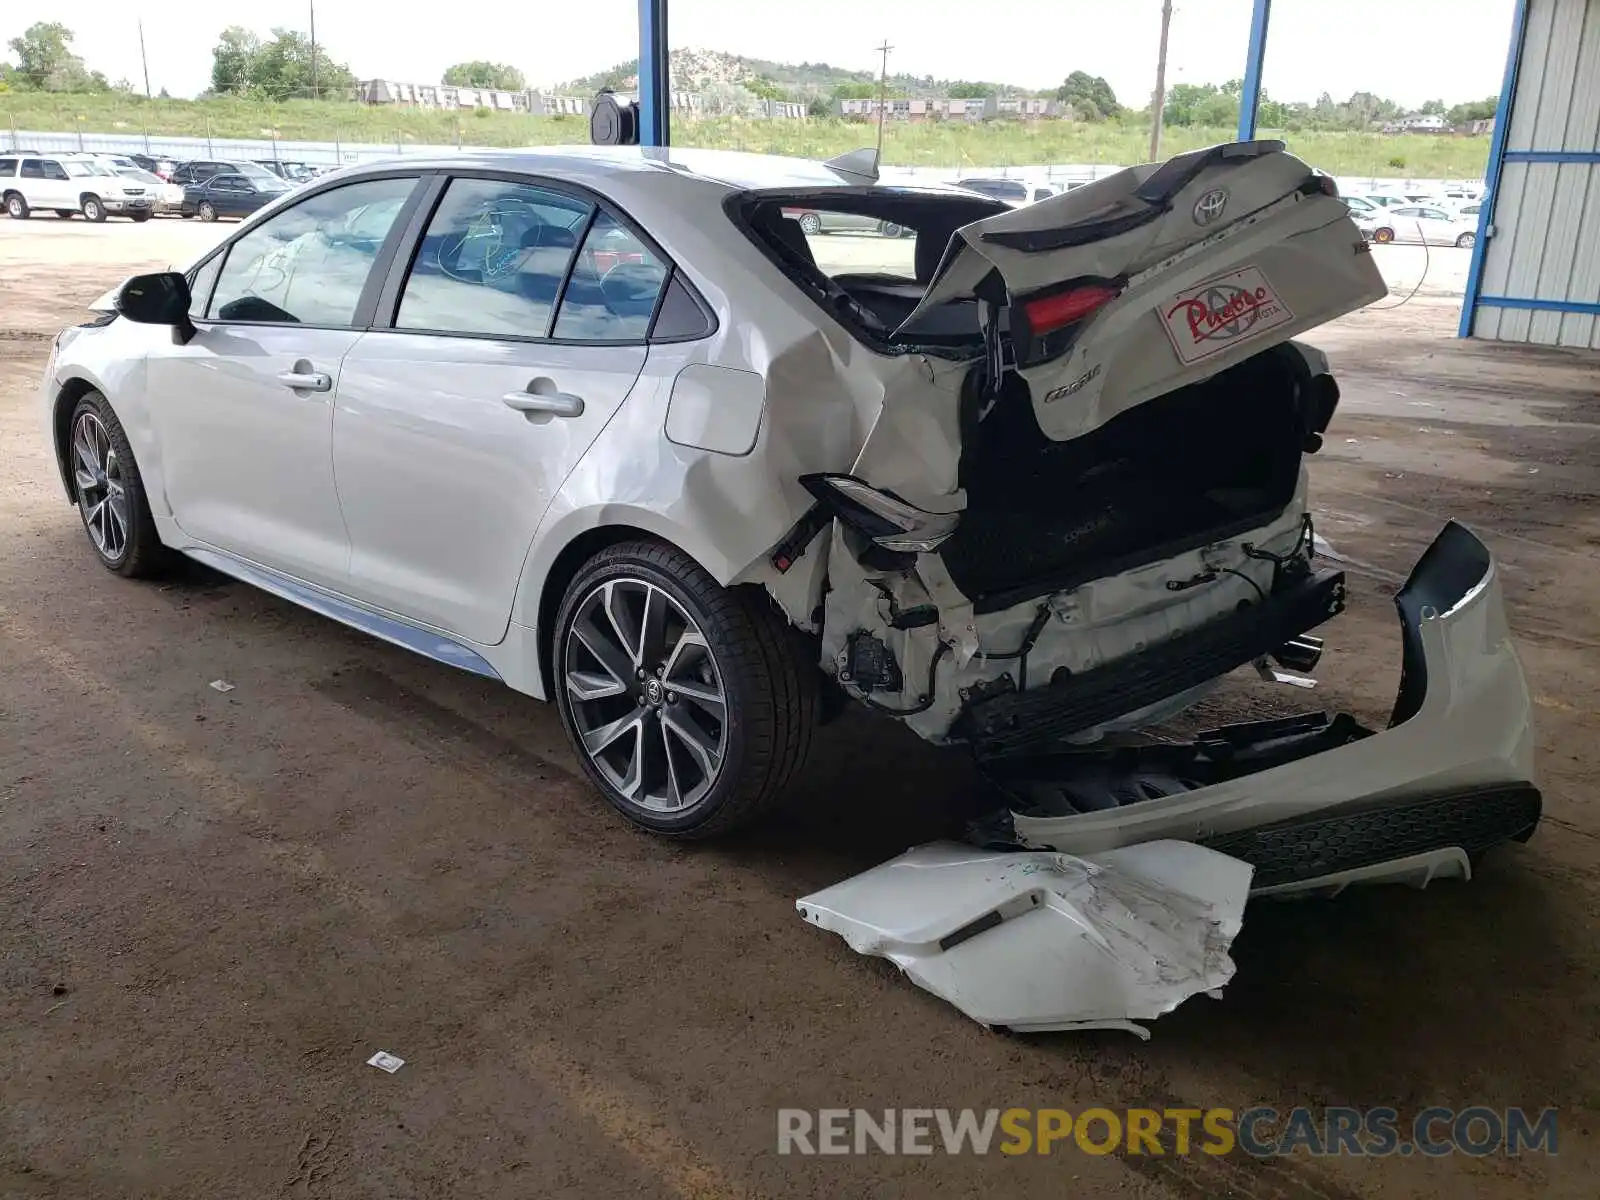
[{"left": 2, "top": 22, "right": 1500, "bottom": 133}]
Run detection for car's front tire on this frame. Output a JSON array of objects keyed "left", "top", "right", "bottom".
[
  {"left": 130, "top": 210, "right": 152, "bottom": 223},
  {"left": 553, "top": 541, "right": 818, "bottom": 838},
  {"left": 1372, "top": 226, "right": 1395, "bottom": 244},
  {"left": 66, "top": 391, "right": 171, "bottom": 578},
  {"left": 797, "top": 212, "right": 822, "bottom": 235},
  {"left": 198, "top": 202, "right": 217, "bottom": 222},
  {"left": 1455, "top": 232, "right": 1476, "bottom": 249},
  {"left": 54, "top": 209, "right": 75, "bottom": 219},
  {"left": 81, "top": 196, "right": 106, "bottom": 223}
]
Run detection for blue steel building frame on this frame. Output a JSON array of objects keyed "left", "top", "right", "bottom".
[{"left": 637, "top": 0, "right": 671, "bottom": 147}]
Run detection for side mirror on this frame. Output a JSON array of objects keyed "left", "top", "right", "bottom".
[{"left": 118, "top": 272, "right": 196, "bottom": 345}]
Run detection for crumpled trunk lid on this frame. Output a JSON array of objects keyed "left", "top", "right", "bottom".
[{"left": 894, "top": 140, "right": 1386, "bottom": 442}]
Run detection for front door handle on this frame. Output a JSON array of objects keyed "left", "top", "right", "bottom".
[
  {"left": 502, "top": 390, "right": 584, "bottom": 418},
  {"left": 277, "top": 359, "right": 332, "bottom": 392}
]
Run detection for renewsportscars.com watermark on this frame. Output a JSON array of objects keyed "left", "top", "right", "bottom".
[{"left": 777, "top": 1106, "right": 1559, "bottom": 1158}]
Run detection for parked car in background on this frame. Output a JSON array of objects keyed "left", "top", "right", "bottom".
[
  {"left": 781, "top": 206, "right": 907, "bottom": 236},
  {"left": 181, "top": 172, "right": 292, "bottom": 222},
  {"left": 1367, "top": 204, "right": 1479, "bottom": 248},
  {"left": 1343, "top": 195, "right": 1382, "bottom": 216},
  {"left": 129, "top": 154, "right": 177, "bottom": 180},
  {"left": 113, "top": 166, "right": 186, "bottom": 214},
  {"left": 953, "top": 177, "right": 1064, "bottom": 206},
  {"left": 0, "top": 152, "right": 154, "bottom": 221},
  {"left": 254, "top": 160, "right": 317, "bottom": 185},
  {"left": 169, "top": 159, "right": 288, "bottom": 190},
  {"left": 1355, "top": 192, "right": 1409, "bottom": 208}
]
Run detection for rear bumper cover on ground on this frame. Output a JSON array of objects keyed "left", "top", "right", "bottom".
[{"left": 981, "top": 522, "right": 1538, "bottom": 893}]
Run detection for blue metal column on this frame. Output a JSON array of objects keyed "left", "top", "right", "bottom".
[
  {"left": 1458, "top": 0, "right": 1530, "bottom": 338},
  {"left": 1237, "top": 0, "right": 1272, "bottom": 140},
  {"left": 637, "top": 0, "right": 671, "bottom": 146}
]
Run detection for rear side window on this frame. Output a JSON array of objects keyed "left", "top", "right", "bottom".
[
  {"left": 20, "top": 160, "right": 45, "bottom": 179},
  {"left": 0, "top": 158, "right": 15, "bottom": 176},
  {"left": 396, "top": 177, "right": 590, "bottom": 338},
  {"left": 209, "top": 176, "right": 416, "bottom": 326},
  {"left": 551, "top": 210, "right": 667, "bottom": 341}
]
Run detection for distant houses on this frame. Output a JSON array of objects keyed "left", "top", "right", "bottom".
[
  {"left": 837, "top": 96, "right": 1065, "bottom": 121},
  {"left": 357, "top": 80, "right": 806, "bottom": 119},
  {"left": 1376, "top": 112, "right": 1496, "bottom": 135}
]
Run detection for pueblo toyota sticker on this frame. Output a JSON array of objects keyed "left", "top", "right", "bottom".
[{"left": 1160, "top": 266, "right": 1294, "bottom": 366}]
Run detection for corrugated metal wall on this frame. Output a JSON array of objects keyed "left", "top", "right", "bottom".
[{"left": 1473, "top": 0, "right": 1600, "bottom": 347}]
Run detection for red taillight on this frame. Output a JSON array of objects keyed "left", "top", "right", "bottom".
[{"left": 1021, "top": 284, "right": 1121, "bottom": 335}]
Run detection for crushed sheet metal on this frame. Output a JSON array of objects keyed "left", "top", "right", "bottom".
[{"left": 797, "top": 840, "right": 1252, "bottom": 1038}]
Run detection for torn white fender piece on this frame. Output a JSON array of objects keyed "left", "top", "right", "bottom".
[{"left": 797, "top": 840, "right": 1252, "bottom": 1037}]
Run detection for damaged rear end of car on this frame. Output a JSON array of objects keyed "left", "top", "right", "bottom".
[{"left": 733, "top": 140, "right": 1539, "bottom": 891}]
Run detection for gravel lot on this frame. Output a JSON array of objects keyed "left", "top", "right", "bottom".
[{"left": 2, "top": 217, "right": 1597, "bottom": 1199}]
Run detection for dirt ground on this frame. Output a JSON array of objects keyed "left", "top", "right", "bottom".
[{"left": 2, "top": 218, "right": 1598, "bottom": 1200}]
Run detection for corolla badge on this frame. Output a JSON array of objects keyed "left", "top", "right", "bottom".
[{"left": 1193, "top": 188, "right": 1229, "bottom": 226}]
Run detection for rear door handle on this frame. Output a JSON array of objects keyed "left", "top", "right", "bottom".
[{"left": 502, "top": 390, "right": 584, "bottom": 418}]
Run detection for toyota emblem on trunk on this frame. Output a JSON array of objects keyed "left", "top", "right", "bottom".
[{"left": 1193, "top": 188, "right": 1229, "bottom": 226}]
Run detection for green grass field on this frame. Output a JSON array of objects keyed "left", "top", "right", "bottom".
[{"left": 1, "top": 92, "right": 1491, "bottom": 178}]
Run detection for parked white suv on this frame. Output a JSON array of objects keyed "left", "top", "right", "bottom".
[{"left": 0, "top": 152, "right": 155, "bottom": 222}]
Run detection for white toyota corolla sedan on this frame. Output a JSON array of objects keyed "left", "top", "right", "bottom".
[{"left": 41, "top": 142, "right": 1539, "bottom": 890}]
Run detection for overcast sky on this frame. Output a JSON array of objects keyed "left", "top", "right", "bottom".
[{"left": 3, "top": 1, "right": 1514, "bottom": 107}]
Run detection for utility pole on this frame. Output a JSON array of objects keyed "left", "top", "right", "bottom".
[
  {"left": 309, "top": 1, "right": 319, "bottom": 101},
  {"left": 874, "top": 39, "right": 893, "bottom": 158},
  {"left": 138, "top": 19, "right": 152, "bottom": 99},
  {"left": 1149, "top": 0, "right": 1173, "bottom": 160}
]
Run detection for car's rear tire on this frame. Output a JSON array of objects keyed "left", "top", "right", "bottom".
[
  {"left": 4, "top": 192, "right": 28, "bottom": 219},
  {"left": 130, "top": 210, "right": 151, "bottom": 223},
  {"left": 1372, "top": 226, "right": 1395, "bottom": 244},
  {"left": 1455, "top": 232, "right": 1476, "bottom": 249},
  {"left": 66, "top": 391, "right": 171, "bottom": 578},
  {"left": 198, "top": 202, "right": 218, "bottom": 222},
  {"left": 553, "top": 540, "right": 818, "bottom": 838},
  {"left": 882, "top": 221, "right": 905, "bottom": 238},
  {"left": 54, "top": 209, "right": 75, "bottom": 218},
  {"left": 797, "top": 212, "right": 822, "bottom": 235},
  {"left": 81, "top": 196, "right": 106, "bottom": 223}
]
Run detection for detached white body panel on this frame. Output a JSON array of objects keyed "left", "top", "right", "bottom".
[{"left": 798, "top": 840, "right": 1252, "bottom": 1037}]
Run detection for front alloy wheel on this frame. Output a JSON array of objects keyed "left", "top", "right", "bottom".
[
  {"left": 199, "top": 202, "right": 218, "bottom": 222},
  {"left": 564, "top": 578, "right": 728, "bottom": 812},
  {"left": 554, "top": 541, "right": 818, "bottom": 837},
  {"left": 66, "top": 392, "right": 170, "bottom": 578},
  {"left": 71, "top": 411, "right": 130, "bottom": 565}
]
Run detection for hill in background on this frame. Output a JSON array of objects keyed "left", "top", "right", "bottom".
[{"left": 560, "top": 47, "right": 1035, "bottom": 100}]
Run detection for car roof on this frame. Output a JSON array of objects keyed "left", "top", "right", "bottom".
[{"left": 323, "top": 145, "right": 974, "bottom": 197}]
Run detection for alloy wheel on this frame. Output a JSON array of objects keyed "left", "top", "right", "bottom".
[
  {"left": 563, "top": 578, "right": 728, "bottom": 812},
  {"left": 71, "top": 411, "right": 128, "bottom": 563}
]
